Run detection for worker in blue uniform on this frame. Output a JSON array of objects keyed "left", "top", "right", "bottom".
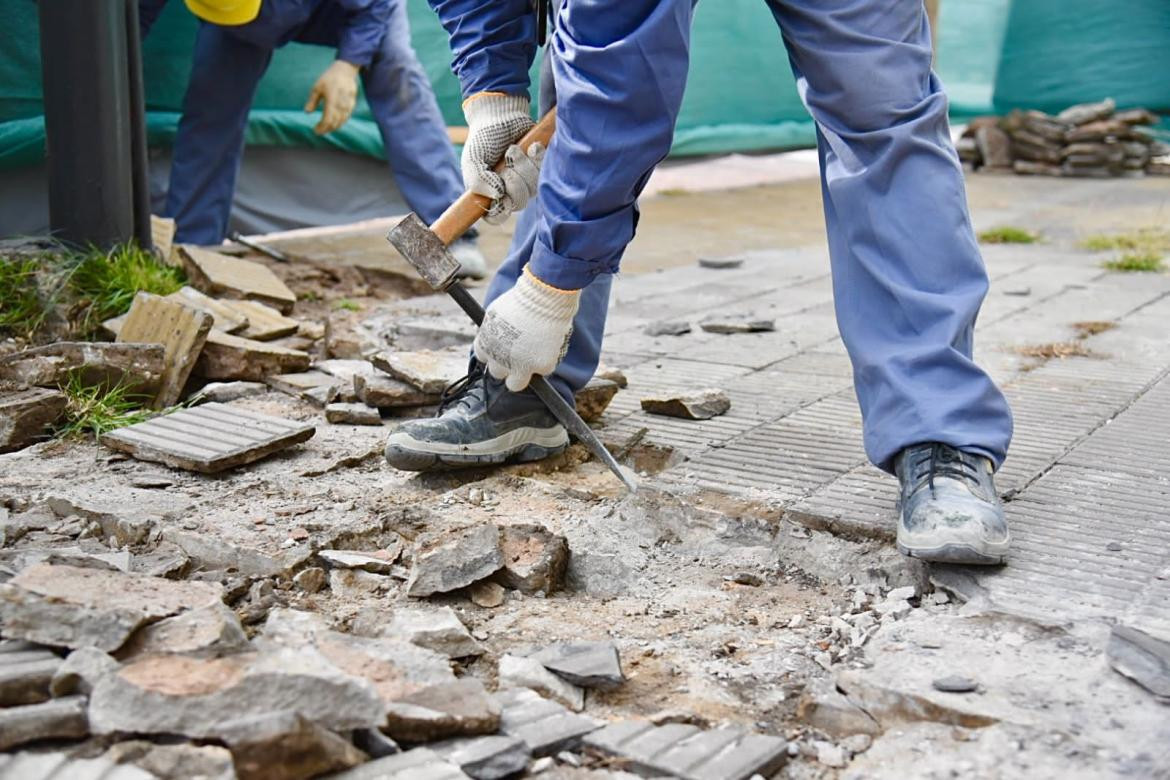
[
  {"left": 384, "top": 0, "right": 1015, "bottom": 567},
  {"left": 138, "top": 0, "right": 486, "bottom": 276}
]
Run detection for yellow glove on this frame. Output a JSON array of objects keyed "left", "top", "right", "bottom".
[{"left": 304, "top": 60, "right": 360, "bottom": 135}]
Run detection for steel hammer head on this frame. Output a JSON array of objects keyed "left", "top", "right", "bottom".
[{"left": 386, "top": 213, "right": 461, "bottom": 291}]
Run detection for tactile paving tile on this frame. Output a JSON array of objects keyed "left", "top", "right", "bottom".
[
  {"left": 583, "top": 719, "right": 787, "bottom": 780},
  {"left": 100, "top": 402, "right": 315, "bottom": 473},
  {"left": 1061, "top": 373, "right": 1170, "bottom": 479},
  {"left": 0, "top": 753, "right": 156, "bottom": 780}
]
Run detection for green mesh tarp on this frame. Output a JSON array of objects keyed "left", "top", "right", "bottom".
[{"left": 4, "top": 0, "right": 1162, "bottom": 171}]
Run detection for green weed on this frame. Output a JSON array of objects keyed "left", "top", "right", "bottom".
[
  {"left": 68, "top": 244, "right": 185, "bottom": 335},
  {"left": 0, "top": 255, "right": 48, "bottom": 338},
  {"left": 1080, "top": 229, "right": 1170, "bottom": 253},
  {"left": 978, "top": 226, "right": 1039, "bottom": 244},
  {"left": 332, "top": 298, "right": 362, "bottom": 312},
  {"left": 56, "top": 372, "right": 153, "bottom": 440},
  {"left": 1102, "top": 252, "right": 1165, "bottom": 273}
]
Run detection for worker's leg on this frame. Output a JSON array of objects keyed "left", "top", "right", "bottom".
[
  {"left": 764, "top": 0, "right": 1012, "bottom": 474},
  {"left": 167, "top": 23, "right": 272, "bottom": 244}
]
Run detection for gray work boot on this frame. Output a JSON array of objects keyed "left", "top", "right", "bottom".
[
  {"left": 384, "top": 365, "right": 568, "bottom": 471},
  {"left": 894, "top": 442, "right": 1010, "bottom": 565}
]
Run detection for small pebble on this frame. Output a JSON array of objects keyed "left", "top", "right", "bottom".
[
  {"left": 933, "top": 675, "right": 978, "bottom": 693},
  {"left": 1105, "top": 541, "right": 1122, "bottom": 552}
]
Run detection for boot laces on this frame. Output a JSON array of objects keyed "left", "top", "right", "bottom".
[
  {"left": 438, "top": 363, "right": 486, "bottom": 414},
  {"left": 912, "top": 443, "right": 981, "bottom": 495}
]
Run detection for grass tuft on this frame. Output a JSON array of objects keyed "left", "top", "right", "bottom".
[
  {"left": 0, "top": 256, "right": 48, "bottom": 338},
  {"left": 1080, "top": 229, "right": 1170, "bottom": 253},
  {"left": 332, "top": 298, "right": 362, "bottom": 312},
  {"left": 68, "top": 244, "right": 185, "bottom": 335},
  {"left": 1102, "top": 252, "right": 1165, "bottom": 273},
  {"left": 56, "top": 371, "right": 153, "bottom": 440},
  {"left": 978, "top": 226, "right": 1039, "bottom": 244}
]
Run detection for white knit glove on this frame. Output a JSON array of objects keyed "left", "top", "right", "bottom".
[
  {"left": 462, "top": 93, "right": 544, "bottom": 224},
  {"left": 474, "top": 269, "right": 581, "bottom": 392}
]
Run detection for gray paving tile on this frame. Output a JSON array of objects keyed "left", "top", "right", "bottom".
[
  {"left": 493, "top": 688, "right": 600, "bottom": 757},
  {"left": 583, "top": 720, "right": 787, "bottom": 780},
  {"left": 330, "top": 748, "right": 469, "bottom": 780}
]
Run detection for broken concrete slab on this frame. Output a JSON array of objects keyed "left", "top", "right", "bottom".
[
  {"left": 644, "top": 321, "right": 692, "bottom": 337},
  {"left": 386, "top": 607, "right": 484, "bottom": 659},
  {"left": 0, "top": 695, "right": 89, "bottom": 751},
  {"left": 495, "top": 523, "right": 569, "bottom": 595},
  {"left": 1107, "top": 624, "right": 1170, "bottom": 702},
  {"left": 641, "top": 389, "right": 731, "bottom": 420},
  {"left": 118, "top": 292, "right": 215, "bottom": 408},
  {"left": 223, "top": 711, "right": 367, "bottom": 780},
  {"left": 330, "top": 568, "right": 392, "bottom": 597},
  {"left": 583, "top": 720, "right": 788, "bottom": 780},
  {"left": 103, "top": 741, "right": 235, "bottom": 780},
  {"left": 406, "top": 524, "right": 504, "bottom": 598},
  {"left": 699, "top": 316, "right": 775, "bottom": 334},
  {"left": 197, "top": 330, "right": 311, "bottom": 381},
  {"left": 49, "top": 647, "right": 120, "bottom": 697},
  {"left": 179, "top": 245, "right": 297, "bottom": 313},
  {"left": 468, "top": 581, "right": 506, "bottom": 608},
  {"left": 265, "top": 370, "right": 340, "bottom": 407},
  {"left": 315, "top": 358, "right": 378, "bottom": 382},
  {"left": 195, "top": 380, "right": 269, "bottom": 403},
  {"left": 0, "top": 387, "right": 67, "bottom": 453},
  {"left": 0, "top": 342, "right": 165, "bottom": 395},
  {"left": 384, "top": 678, "right": 501, "bottom": 742},
  {"left": 595, "top": 364, "right": 628, "bottom": 389},
  {"left": 0, "top": 645, "right": 60, "bottom": 705},
  {"left": 795, "top": 677, "right": 881, "bottom": 738},
  {"left": 168, "top": 286, "right": 250, "bottom": 333},
  {"left": 319, "top": 548, "right": 400, "bottom": 574},
  {"left": 330, "top": 748, "right": 470, "bottom": 780},
  {"left": 88, "top": 647, "right": 386, "bottom": 738},
  {"left": 574, "top": 377, "right": 621, "bottom": 423},
  {"left": 100, "top": 402, "right": 315, "bottom": 474},
  {"left": 118, "top": 601, "right": 250, "bottom": 660},
  {"left": 326, "top": 402, "right": 383, "bottom": 426},
  {"left": 529, "top": 642, "right": 625, "bottom": 691},
  {"left": 494, "top": 687, "right": 600, "bottom": 757},
  {"left": 0, "top": 563, "right": 223, "bottom": 652},
  {"left": 498, "top": 653, "right": 585, "bottom": 712},
  {"left": 293, "top": 567, "right": 327, "bottom": 593},
  {"left": 354, "top": 372, "right": 439, "bottom": 408},
  {"left": 221, "top": 299, "right": 301, "bottom": 341},
  {"left": 371, "top": 347, "right": 468, "bottom": 394},
  {"left": 430, "top": 735, "right": 531, "bottom": 780}
]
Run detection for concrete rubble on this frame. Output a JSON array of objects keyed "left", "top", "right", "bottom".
[
  {"left": 372, "top": 347, "right": 469, "bottom": 394},
  {"left": 0, "top": 341, "right": 165, "bottom": 395},
  {"left": 386, "top": 607, "right": 484, "bottom": 658},
  {"left": 496, "top": 523, "right": 569, "bottom": 595},
  {"left": 573, "top": 377, "right": 621, "bottom": 422},
  {"left": 407, "top": 524, "right": 504, "bottom": 598},
  {"left": 326, "top": 402, "right": 383, "bottom": 425},
  {"left": 641, "top": 389, "right": 731, "bottom": 420},
  {"left": 698, "top": 316, "right": 774, "bottom": 334},
  {"left": 117, "top": 292, "right": 213, "bottom": 407},
  {"left": 178, "top": 245, "right": 297, "bottom": 313},
  {"left": 528, "top": 642, "right": 625, "bottom": 691},
  {"left": 0, "top": 387, "right": 67, "bottom": 453},
  {"left": 499, "top": 654, "right": 586, "bottom": 712}
]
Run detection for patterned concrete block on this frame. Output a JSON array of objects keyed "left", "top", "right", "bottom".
[{"left": 583, "top": 720, "right": 787, "bottom": 780}]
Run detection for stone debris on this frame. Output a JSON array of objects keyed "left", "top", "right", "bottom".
[
  {"left": 698, "top": 316, "right": 775, "bottom": 334},
  {"left": 384, "top": 678, "right": 501, "bottom": 742},
  {"left": 574, "top": 377, "right": 621, "bottom": 423},
  {"left": 168, "top": 285, "right": 250, "bottom": 333},
  {"left": 331, "top": 748, "right": 470, "bottom": 780},
  {"left": 118, "top": 601, "right": 250, "bottom": 660},
  {"left": 319, "top": 548, "right": 401, "bottom": 574},
  {"left": 331, "top": 568, "right": 392, "bottom": 597},
  {"left": 496, "top": 523, "right": 569, "bottom": 595},
  {"left": 932, "top": 675, "right": 978, "bottom": 694},
  {"left": 326, "top": 402, "right": 383, "bottom": 426},
  {"left": 698, "top": 256, "right": 745, "bottom": 270},
  {"left": 0, "top": 563, "right": 223, "bottom": 652},
  {"left": 0, "top": 387, "right": 67, "bottom": 453},
  {"left": 0, "top": 695, "right": 89, "bottom": 751},
  {"left": 498, "top": 654, "right": 586, "bottom": 712},
  {"left": 794, "top": 678, "right": 881, "bottom": 738},
  {"left": 0, "top": 751, "right": 155, "bottom": 780},
  {"left": 814, "top": 740, "right": 848, "bottom": 768},
  {"left": 372, "top": 347, "right": 468, "bottom": 394},
  {"left": 100, "top": 402, "right": 315, "bottom": 473},
  {"left": 316, "top": 358, "right": 379, "bottom": 383},
  {"left": 594, "top": 364, "right": 628, "bottom": 388},
  {"left": 197, "top": 330, "right": 311, "bottom": 381},
  {"left": 0, "top": 341, "right": 165, "bottom": 396},
  {"left": 151, "top": 214, "right": 178, "bottom": 263},
  {"left": 529, "top": 641, "right": 625, "bottom": 691},
  {"left": 494, "top": 687, "right": 601, "bottom": 757},
  {"left": 1106, "top": 624, "right": 1170, "bottom": 702},
  {"left": 644, "top": 321, "right": 691, "bottom": 337},
  {"left": 840, "top": 734, "right": 872, "bottom": 755},
  {"left": 355, "top": 372, "right": 440, "bottom": 408},
  {"left": 468, "top": 581, "right": 506, "bottom": 608},
  {"left": 265, "top": 370, "right": 340, "bottom": 407},
  {"left": 222, "top": 711, "right": 367, "bottom": 780},
  {"left": 407, "top": 525, "right": 504, "bottom": 598},
  {"left": 222, "top": 299, "right": 301, "bottom": 341},
  {"left": 103, "top": 741, "right": 235, "bottom": 780},
  {"left": 386, "top": 607, "right": 485, "bottom": 658},
  {"left": 582, "top": 720, "right": 788, "bottom": 780},
  {"left": 195, "top": 380, "right": 269, "bottom": 403},
  {"left": 641, "top": 389, "right": 731, "bottom": 420},
  {"left": 117, "top": 292, "right": 214, "bottom": 408},
  {"left": 430, "top": 735, "right": 531, "bottom": 780},
  {"left": 179, "top": 245, "right": 297, "bottom": 313},
  {"left": 353, "top": 727, "right": 401, "bottom": 759},
  {"left": 293, "top": 567, "right": 327, "bottom": 593},
  {"left": 87, "top": 647, "right": 386, "bottom": 738},
  {"left": 0, "top": 644, "right": 60, "bottom": 706},
  {"left": 49, "top": 647, "right": 119, "bottom": 697}
]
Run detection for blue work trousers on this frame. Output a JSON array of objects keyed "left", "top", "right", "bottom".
[
  {"left": 167, "top": 0, "right": 462, "bottom": 244},
  {"left": 488, "top": 0, "right": 1013, "bottom": 474}
]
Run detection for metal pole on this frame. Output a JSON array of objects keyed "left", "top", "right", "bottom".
[{"left": 124, "top": 0, "right": 153, "bottom": 251}]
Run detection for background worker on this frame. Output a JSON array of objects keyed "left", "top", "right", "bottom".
[
  {"left": 385, "top": 0, "right": 1014, "bottom": 566},
  {"left": 138, "top": 0, "right": 486, "bottom": 276}
]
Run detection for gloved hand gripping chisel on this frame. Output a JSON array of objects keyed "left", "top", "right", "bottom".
[{"left": 386, "top": 109, "right": 638, "bottom": 493}]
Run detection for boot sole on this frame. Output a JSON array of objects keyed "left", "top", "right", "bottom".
[
  {"left": 385, "top": 426, "right": 568, "bottom": 472},
  {"left": 896, "top": 540, "right": 1009, "bottom": 566}
]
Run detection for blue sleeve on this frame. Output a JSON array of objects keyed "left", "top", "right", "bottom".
[
  {"left": 334, "top": 0, "right": 392, "bottom": 67},
  {"left": 138, "top": 0, "right": 169, "bottom": 38},
  {"left": 427, "top": 0, "right": 535, "bottom": 98}
]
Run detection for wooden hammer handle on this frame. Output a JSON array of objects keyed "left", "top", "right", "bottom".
[{"left": 430, "top": 108, "right": 557, "bottom": 246}]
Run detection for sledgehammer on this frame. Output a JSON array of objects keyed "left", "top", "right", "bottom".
[{"left": 386, "top": 109, "right": 638, "bottom": 493}]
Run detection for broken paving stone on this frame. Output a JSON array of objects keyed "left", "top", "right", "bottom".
[
  {"left": 195, "top": 381, "right": 268, "bottom": 403},
  {"left": 698, "top": 316, "right": 775, "bottom": 334},
  {"left": 0, "top": 387, "right": 67, "bottom": 453},
  {"left": 430, "top": 735, "right": 531, "bottom": 780},
  {"left": 0, "top": 695, "right": 89, "bottom": 751},
  {"left": 644, "top": 321, "right": 691, "bottom": 337},
  {"left": 319, "top": 548, "right": 400, "bottom": 574},
  {"left": 795, "top": 678, "right": 880, "bottom": 738},
  {"left": 840, "top": 734, "right": 872, "bottom": 755},
  {"left": 103, "top": 741, "right": 236, "bottom": 780},
  {"left": 595, "top": 364, "right": 628, "bottom": 388},
  {"left": 495, "top": 523, "right": 569, "bottom": 595},
  {"left": 0, "top": 752, "right": 153, "bottom": 780},
  {"left": 371, "top": 347, "right": 468, "bottom": 394},
  {"left": 494, "top": 688, "right": 600, "bottom": 757},
  {"left": 118, "top": 601, "right": 250, "bottom": 660},
  {"left": 574, "top": 377, "right": 621, "bottom": 423},
  {"left": 468, "top": 580, "right": 506, "bottom": 608},
  {"left": 354, "top": 727, "right": 401, "bottom": 758},
  {"left": 384, "top": 678, "right": 501, "bottom": 742},
  {"left": 0, "top": 341, "right": 165, "bottom": 396},
  {"left": 330, "top": 568, "right": 392, "bottom": 597},
  {"left": 814, "top": 740, "right": 848, "bottom": 768},
  {"left": 0, "top": 563, "right": 223, "bottom": 652},
  {"left": 407, "top": 524, "right": 504, "bottom": 598},
  {"left": 1106, "top": 624, "right": 1170, "bottom": 702},
  {"left": 355, "top": 372, "right": 440, "bottom": 408},
  {"left": 118, "top": 292, "right": 215, "bottom": 408},
  {"left": 584, "top": 721, "right": 788, "bottom": 780},
  {"left": 294, "top": 567, "right": 327, "bottom": 593},
  {"left": 326, "top": 402, "right": 383, "bottom": 426},
  {"left": 179, "top": 245, "right": 297, "bottom": 313},
  {"left": 88, "top": 647, "right": 386, "bottom": 738},
  {"left": 100, "top": 402, "right": 315, "bottom": 474},
  {"left": 197, "top": 330, "right": 311, "bottom": 381},
  {"left": 49, "top": 647, "right": 119, "bottom": 697},
  {"left": 641, "top": 389, "right": 731, "bottom": 420},
  {"left": 315, "top": 358, "right": 378, "bottom": 383},
  {"left": 168, "top": 285, "right": 250, "bottom": 333},
  {"left": 223, "top": 711, "right": 367, "bottom": 780},
  {"left": 386, "top": 607, "right": 484, "bottom": 658},
  {"left": 331, "top": 748, "right": 470, "bottom": 780},
  {"left": 0, "top": 645, "right": 61, "bottom": 706},
  {"left": 498, "top": 654, "right": 586, "bottom": 712},
  {"left": 265, "top": 370, "right": 340, "bottom": 407},
  {"left": 221, "top": 298, "right": 301, "bottom": 341},
  {"left": 529, "top": 641, "right": 625, "bottom": 691}
]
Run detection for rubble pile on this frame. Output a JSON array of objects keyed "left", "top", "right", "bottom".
[{"left": 958, "top": 98, "right": 1170, "bottom": 178}]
